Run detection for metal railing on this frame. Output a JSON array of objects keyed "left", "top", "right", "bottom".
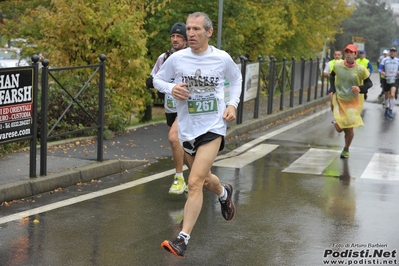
[
  {"left": 236, "top": 56, "right": 327, "bottom": 124},
  {"left": 39, "top": 55, "right": 106, "bottom": 176}
]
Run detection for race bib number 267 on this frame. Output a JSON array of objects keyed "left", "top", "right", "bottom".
[{"left": 187, "top": 98, "right": 218, "bottom": 115}]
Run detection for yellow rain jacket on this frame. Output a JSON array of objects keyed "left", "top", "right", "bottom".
[{"left": 331, "top": 61, "right": 370, "bottom": 128}]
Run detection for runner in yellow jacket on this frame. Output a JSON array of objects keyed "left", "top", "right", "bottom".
[{"left": 329, "top": 44, "right": 373, "bottom": 159}]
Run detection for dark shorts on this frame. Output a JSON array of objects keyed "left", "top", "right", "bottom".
[
  {"left": 165, "top": 112, "right": 177, "bottom": 127},
  {"left": 181, "top": 132, "right": 224, "bottom": 156},
  {"left": 382, "top": 78, "right": 398, "bottom": 92}
]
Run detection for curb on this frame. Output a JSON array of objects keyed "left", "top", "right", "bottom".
[{"left": 0, "top": 159, "right": 148, "bottom": 203}]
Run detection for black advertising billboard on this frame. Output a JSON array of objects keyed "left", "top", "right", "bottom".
[{"left": 0, "top": 68, "right": 34, "bottom": 143}]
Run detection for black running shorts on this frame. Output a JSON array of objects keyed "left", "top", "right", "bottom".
[
  {"left": 165, "top": 112, "right": 177, "bottom": 127},
  {"left": 382, "top": 78, "right": 398, "bottom": 92},
  {"left": 181, "top": 132, "right": 224, "bottom": 156}
]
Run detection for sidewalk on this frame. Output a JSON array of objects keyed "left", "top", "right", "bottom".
[{"left": 0, "top": 92, "right": 330, "bottom": 203}]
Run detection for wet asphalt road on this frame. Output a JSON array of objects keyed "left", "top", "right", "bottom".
[{"left": 0, "top": 83, "right": 399, "bottom": 266}]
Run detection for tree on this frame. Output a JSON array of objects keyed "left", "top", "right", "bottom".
[
  {"left": 0, "top": 0, "right": 50, "bottom": 49},
  {"left": 334, "top": 0, "right": 399, "bottom": 62},
  {"left": 273, "top": 0, "right": 352, "bottom": 60},
  {"left": 222, "top": 0, "right": 290, "bottom": 61}
]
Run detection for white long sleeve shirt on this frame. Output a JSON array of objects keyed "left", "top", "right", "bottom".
[
  {"left": 153, "top": 46, "right": 242, "bottom": 141},
  {"left": 150, "top": 51, "right": 177, "bottom": 113}
]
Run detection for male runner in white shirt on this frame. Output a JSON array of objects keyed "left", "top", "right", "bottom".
[{"left": 154, "top": 11, "right": 242, "bottom": 258}]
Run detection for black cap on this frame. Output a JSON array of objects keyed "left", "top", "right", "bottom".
[
  {"left": 170, "top": 22, "right": 187, "bottom": 40},
  {"left": 390, "top": 47, "right": 397, "bottom": 51}
]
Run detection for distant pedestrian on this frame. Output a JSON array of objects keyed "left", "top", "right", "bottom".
[
  {"left": 323, "top": 50, "right": 343, "bottom": 106},
  {"left": 323, "top": 50, "right": 343, "bottom": 80},
  {"left": 154, "top": 11, "right": 242, "bottom": 258},
  {"left": 378, "top": 47, "right": 399, "bottom": 119},
  {"left": 356, "top": 50, "right": 373, "bottom": 74},
  {"left": 377, "top": 50, "right": 389, "bottom": 101},
  {"left": 329, "top": 44, "right": 373, "bottom": 158},
  {"left": 355, "top": 50, "right": 373, "bottom": 100},
  {"left": 147, "top": 22, "right": 188, "bottom": 194},
  {"left": 377, "top": 50, "right": 389, "bottom": 68}
]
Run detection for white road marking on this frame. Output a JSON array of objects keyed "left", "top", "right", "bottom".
[
  {"left": 217, "top": 108, "right": 330, "bottom": 160},
  {"left": 0, "top": 108, "right": 330, "bottom": 225},
  {"left": 0, "top": 169, "right": 176, "bottom": 225},
  {"left": 282, "top": 148, "right": 341, "bottom": 174},
  {"left": 360, "top": 153, "right": 399, "bottom": 181},
  {"left": 213, "top": 144, "right": 279, "bottom": 168}
]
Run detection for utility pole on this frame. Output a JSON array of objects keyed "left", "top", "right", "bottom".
[{"left": 217, "top": 0, "right": 223, "bottom": 49}]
